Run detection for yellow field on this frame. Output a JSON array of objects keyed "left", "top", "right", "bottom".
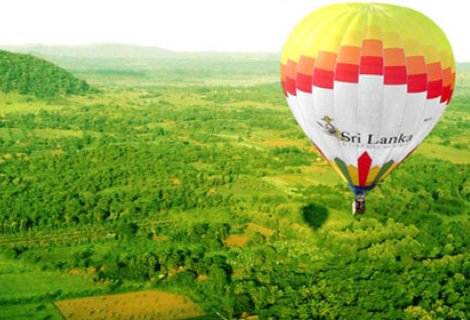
[
  {"left": 55, "top": 290, "right": 204, "bottom": 320},
  {"left": 224, "top": 234, "right": 250, "bottom": 247},
  {"left": 261, "top": 138, "right": 307, "bottom": 148}
]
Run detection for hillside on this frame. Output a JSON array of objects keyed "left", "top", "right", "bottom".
[{"left": 0, "top": 50, "right": 90, "bottom": 98}]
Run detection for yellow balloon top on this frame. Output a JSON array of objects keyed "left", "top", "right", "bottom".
[{"left": 281, "top": 3, "right": 455, "bottom": 102}]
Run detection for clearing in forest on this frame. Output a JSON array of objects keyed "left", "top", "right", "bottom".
[
  {"left": 55, "top": 290, "right": 204, "bottom": 320},
  {"left": 224, "top": 234, "right": 250, "bottom": 247}
]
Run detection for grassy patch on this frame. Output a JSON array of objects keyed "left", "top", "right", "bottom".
[
  {"left": 416, "top": 142, "right": 470, "bottom": 164},
  {"left": 0, "top": 302, "right": 63, "bottom": 320},
  {"left": 0, "top": 254, "right": 106, "bottom": 319}
]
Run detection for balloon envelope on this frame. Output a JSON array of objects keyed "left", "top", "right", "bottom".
[{"left": 281, "top": 3, "right": 455, "bottom": 197}]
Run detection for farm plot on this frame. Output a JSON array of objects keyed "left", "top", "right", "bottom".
[{"left": 55, "top": 290, "right": 204, "bottom": 320}]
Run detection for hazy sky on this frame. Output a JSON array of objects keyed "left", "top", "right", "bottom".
[{"left": 1, "top": 0, "right": 467, "bottom": 61}]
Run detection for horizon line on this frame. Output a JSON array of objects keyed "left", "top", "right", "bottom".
[
  {"left": 0, "top": 42, "right": 281, "bottom": 55},
  {"left": 1, "top": 43, "right": 469, "bottom": 64}
]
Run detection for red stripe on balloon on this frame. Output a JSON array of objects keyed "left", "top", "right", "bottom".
[
  {"left": 358, "top": 151, "right": 372, "bottom": 186},
  {"left": 360, "top": 56, "right": 383, "bottom": 75},
  {"left": 313, "top": 68, "right": 334, "bottom": 89},
  {"left": 286, "top": 77, "right": 297, "bottom": 96},
  {"left": 407, "top": 74, "right": 427, "bottom": 93},
  {"left": 335, "top": 63, "right": 359, "bottom": 83},
  {"left": 440, "top": 86, "right": 450, "bottom": 103},
  {"left": 384, "top": 66, "right": 407, "bottom": 84},
  {"left": 296, "top": 73, "right": 312, "bottom": 93},
  {"left": 427, "top": 80, "right": 442, "bottom": 99}
]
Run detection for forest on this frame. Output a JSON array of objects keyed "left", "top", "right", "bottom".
[
  {"left": 0, "top": 50, "right": 90, "bottom": 98},
  {"left": 0, "top": 47, "right": 468, "bottom": 319}
]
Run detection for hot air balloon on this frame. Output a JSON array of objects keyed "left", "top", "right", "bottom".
[{"left": 281, "top": 3, "right": 455, "bottom": 214}]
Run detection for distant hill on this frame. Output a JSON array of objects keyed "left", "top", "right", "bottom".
[
  {"left": 0, "top": 44, "right": 280, "bottom": 82},
  {"left": 0, "top": 50, "right": 90, "bottom": 98},
  {"left": 0, "top": 43, "right": 278, "bottom": 61},
  {"left": 0, "top": 43, "right": 175, "bottom": 59}
]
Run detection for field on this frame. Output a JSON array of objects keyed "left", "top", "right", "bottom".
[
  {"left": 0, "top": 45, "right": 469, "bottom": 319},
  {"left": 55, "top": 290, "right": 204, "bottom": 320}
]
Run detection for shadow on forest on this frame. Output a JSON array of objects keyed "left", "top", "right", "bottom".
[{"left": 302, "top": 204, "right": 329, "bottom": 231}]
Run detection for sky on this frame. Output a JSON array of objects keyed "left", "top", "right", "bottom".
[{"left": 0, "top": 0, "right": 467, "bottom": 61}]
